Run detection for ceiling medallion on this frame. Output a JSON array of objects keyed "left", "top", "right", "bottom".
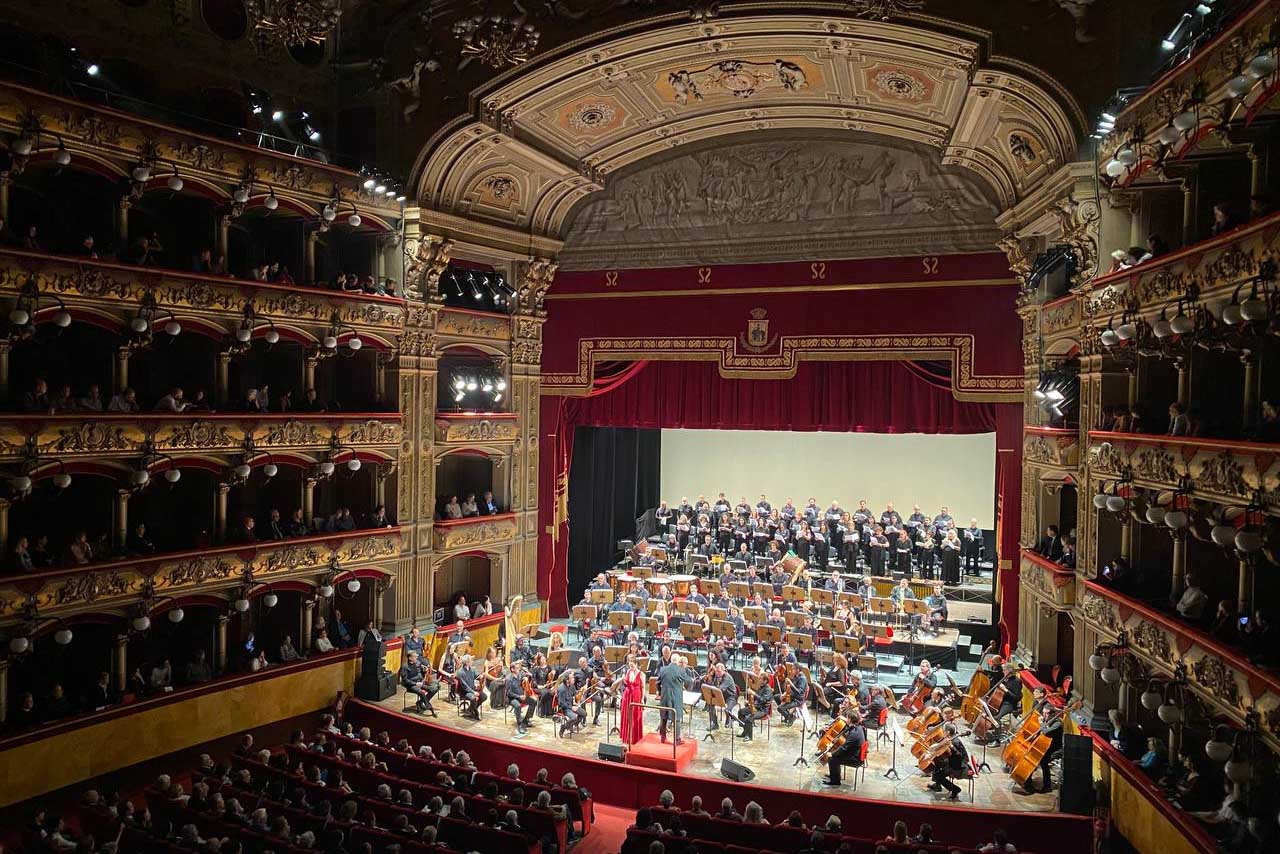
[
  {"left": 244, "top": 0, "right": 342, "bottom": 47},
  {"left": 453, "top": 11, "right": 542, "bottom": 69},
  {"left": 845, "top": 0, "right": 926, "bottom": 20},
  {"left": 568, "top": 101, "right": 618, "bottom": 131},
  {"left": 873, "top": 68, "right": 927, "bottom": 101}
]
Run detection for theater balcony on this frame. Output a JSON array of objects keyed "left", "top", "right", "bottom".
[
  {"left": 431, "top": 512, "right": 518, "bottom": 554},
  {"left": 1087, "top": 431, "right": 1277, "bottom": 507},
  {"left": 433, "top": 412, "right": 519, "bottom": 445}
]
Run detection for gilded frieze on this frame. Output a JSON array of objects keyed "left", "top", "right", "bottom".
[{"left": 433, "top": 516, "right": 517, "bottom": 552}]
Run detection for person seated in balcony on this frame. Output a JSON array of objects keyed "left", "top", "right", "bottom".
[
  {"left": 126, "top": 523, "right": 155, "bottom": 555},
  {"left": 333, "top": 507, "right": 356, "bottom": 532},
  {"left": 473, "top": 595, "right": 493, "bottom": 619},
  {"left": 22, "top": 378, "right": 51, "bottom": 412},
  {"left": 1145, "top": 234, "right": 1168, "bottom": 261},
  {"left": 86, "top": 670, "right": 118, "bottom": 710},
  {"left": 0, "top": 215, "right": 15, "bottom": 246},
  {"left": 342, "top": 273, "right": 363, "bottom": 293},
  {"left": 78, "top": 233, "right": 99, "bottom": 259},
  {"left": 261, "top": 508, "right": 286, "bottom": 540},
  {"left": 299, "top": 387, "right": 326, "bottom": 413},
  {"left": 480, "top": 491, "right": 500, "bottom": 515},
  {"left": 230, "top": 515, "right": 258, "bottom": 543},
  {"left": 1168, "top": 402, "right": 1191, "bottom": 437},
  {"left": 1210, "top": 599, "right": 1239, "bottom": 644},
  {"left": 108, "top": 387, "right": 139, "bottom": 413},
  {"left": 442, "top": 495, "right": 463, "bottom": 520},
  {"left": 277, "top": 266, "right": 296, "bottom": 285},
  {"left": 11, "top": 536, "right": 34, "bottom": 572},
  {"left": 1137, "top": 736, "right": 1168, "bottom": 779},
  {"left": 65, "top": 530, "right": 94, "bottom": 565},
  {"left": 49, "top": 383, "right": 76, "bottom": 414},
  {"left": 77, "top": 383, "right": 104, "bottom": 412},
  {"left": 185, "top": 649, "right": 212, "bottom": 684},
  {"left": 1260, "top": 400, "right": 1280, "bottom": 442},
  {"left": 332, "top": 609, "right": 354, "bottom": 648},
  {"left": 280, "top": 634, "right": 301, "bottom": 663},
  {"left": 1100, "top": 556, "right": 1133, "bottom": 591},
  {"left": 453, "top": 596, "right": 471, "bottom": 623},
  {"left": 10, "top": 691, "right": 38, "bottom": 729},
  {"left": 1035, "top": 524, "right": 1062, "bottom": 561},
  {"left": 127, "top": 236, "right": 157, "bottom": 267},
  {"left": 193, "top": 247, "right": 215, "bottom": 274},
  {"left": 314, "top": 628, "right": 334, "bottom": 653},
  {"left": 275, "top": 389, "right": 293, "bottom": 412},
  {"left": 1242, "top": 608, "right": 1276, "bottom": 666},
  {"left": 1107, "top": 249, "right": 1130, "bottom": 274},
  {"left": 154, "top": 386, "right": 189, "bottom": 412},
  {"left": 287, "top": 508, "right": 308, "bottom": 538},
  {"left": 241, "top": 388, "right": 263, "bottom": 412},
  {"left": 1174, "top": 572, "right": 1209, "bottom": 622},
  {"left": 1107, "top": 709, "right": 1145, "bottom": 761},
  {"left": 185, "top": 388, "right": 211, "bottom": 412},
  {"left": 461, "top": 493, "right": 479, "bottom": 517},
  {"left": 23, "top": 224, "right": 41, "bottom": 251},
  {"left": 1057, "top": 536, "right": 1076, "bottom": 569},
  {"left": 250, "top": 262, "right": 270, "bottom": 281},
  {"left": 149, "top": 657, "right": 173, "bottom": 692},
  {"left": 367, "top": 504, "right": 395, "bottom": 529},
  {"left": 31, "top": 534, "right": 54, "bottom": 569},
  {"left": 1210, "top": 203, "right": 1236, "bottom": 237},
  {"left": 45, "top": 682, "right": 73, "bottom": 720}
]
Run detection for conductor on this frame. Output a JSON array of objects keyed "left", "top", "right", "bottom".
[{"left": 658, "top": 653, "right": 692, "bottom": 745}]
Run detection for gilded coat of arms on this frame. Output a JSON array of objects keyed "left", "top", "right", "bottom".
[{"left": 740, "top": 308, "right": 779, "bottom": 353}]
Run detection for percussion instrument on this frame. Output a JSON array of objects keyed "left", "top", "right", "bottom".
[
  {"left": 617, "top": 574, "right": 639, "bottom": 595},
  {"left": 645, "top": 576, "right": 672, "bottom": 595},
  {"left": 607, "top": 569, "right": 627, "bottom": 593},
  {"left": 780, "top": 554, "right": 807, "bottom": 586},
  {"left": 670, "top": 574, "right": 696, "bottom": 597}
]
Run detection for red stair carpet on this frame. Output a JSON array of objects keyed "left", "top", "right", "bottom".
[{"left": 624, "top": 733, "right": 697, "bottom": 773}]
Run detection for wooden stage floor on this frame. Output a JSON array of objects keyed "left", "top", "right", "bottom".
[{"left": 373, "top": 688, "right": 1057, "bottom": 814}]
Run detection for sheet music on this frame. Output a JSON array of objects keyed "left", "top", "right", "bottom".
[{"left": 682, "top": 689, "right": 704, "bottom": 709}]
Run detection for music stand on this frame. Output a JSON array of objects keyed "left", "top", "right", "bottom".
[
  {"left": 811, "top": 589, "right": 835, "bottom": 609},
  {"left": 521, "top": 624, "right": 540, "bottom": 640},
  {"left": 608, "top": 611, "right": 635, "bottom": 633},
  {"left": 883, "top": 718, "right": 903, "bottom": 780},
  {"left": 674, "top": 599, "right": 702, "bottom": 616},
  {"left": 589, "top": 590, "right": 614, "bottom": 606},
  {"left": 548, "top": 649, "right": 573, "bottom": 669},
  {"left": 742, "top": 606, "right": 767, "bottom": 625},
  {"left": 690, "top": 555, "right": 710, "bottom": 573},
  {"left": 710, "top": 619, "right": 736, "bottom": 641},
  {"left": 819, "top": 617, "right": 845, "bottom": 635},
  {"left": 754, "top": 556, "right": 772, "bottom": 571},
  {"left": 839, "top": 592, "right": 865, "bottom": 611},
  {"left": 833, "top": 634, "right": 862, "bottom": 658},
  {"left": 604, "top": 645, "right": 628, "bottom": 665},
  {"left": 571, "top": 605, "right": 597, "bottom": 642},
  {"left": 632, "top": 565, "right": 654, "bottom": 579},
  {"left": 636, "top": 616, "right": 661, "bottom": 648},
  {"left": 726, "top": 559, "right": 748, "bottom": 574},
  {"left": 752, "top": 582, "right": 775, "bottom": 601},
  {"left": 783, "top": 610, "right": 808, "bottom": 629},
  {"left": 679, "top": 622, "right": 705, "bottom": 650},
  {"left": 869, "top": 597, "right": 896, "bottom": 625},
  {"left": 862, "top": 625, "right": 890, "bottom": 678},
  {"left": 704, "top": 606, "right": 728, "bottom": 622},
  {"left": 626, "top": 595, "right": 647, "bottom": 611},
  {"left": 728, "top": 581, "right": 752, "bottom": 600},
  {"left": 902, "top": 599, "right": 929, "bottom": 669},
  {"left": 702, "top": 579, "right": 722, "bottom": 596},
  {"left": 755, "top": 625, "right": 781, "bottom": 659},
  {"left": 856, "top": 654, "right": 878, "bottom": 675},
  {"left": 700, "top": 684, "right": 725, "bottom": 743},
  {"left": 786, "top": 632, "right": 815, "bottom": 658},
  {"left": 782, "top": 585, "right": 807, "bottom": 604}
]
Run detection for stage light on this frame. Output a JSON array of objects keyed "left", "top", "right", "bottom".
[
  {"left": 271, "top": 109, "right": 285, "bottom": 121},
  {"left": 86, "top": 63, "right": 100, "bottom": 76},
  {"left": 363, "top": 178, "right": 376, "bottom": 190},
  {"left": 1162, "top": 13, "right": 1192, "bottom": 51}
]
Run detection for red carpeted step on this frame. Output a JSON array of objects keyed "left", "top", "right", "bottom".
[{"left": 623, "top": 733, "right": 697, "bottom": 773}]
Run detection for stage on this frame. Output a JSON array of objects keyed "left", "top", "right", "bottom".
[{"left": 372, "top": 686, "right": 1056, "bottom": 814}]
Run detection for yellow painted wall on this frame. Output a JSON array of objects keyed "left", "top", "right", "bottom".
[{"left": 0, "top": 653, "right": 357, "bottom": 807}]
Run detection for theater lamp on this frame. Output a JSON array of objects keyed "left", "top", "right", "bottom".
[
  {"left": 167, "top": 167, "right": 184, "bottom": 192},
  {"left": 263, "top": 592, "right": 278, "bottom": 608},
  {"left": 8, "top": 635, "right": 29, "bottom": 654},
  {"left": 233, "top": 597, "right": 251, "bottom": 612},
  {"left": 1157, "top": 125, "right": 1182, "bottom": 146},
  {"left": 318, "top": 583, "right": 334, "bottom": 598}
]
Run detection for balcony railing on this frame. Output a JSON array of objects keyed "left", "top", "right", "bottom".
[
  {"left": 0, "top": 248, "right": 406, "bottom": 334},
  {"left": 435, "top": 306, "right": 515, "bottom": 343},
  {"left": 1023, "top": 426, "right": 1080, "bottom": 469},
  {"left": 434, "top": 412, "right": 519, "bottom": 444},
  {"left": 1087, "top": 430, "right": 1278, "bottom": 506},
  {"left": 432, "top": 512, "right": 517, "bottom": 553},
  {"left": 0, "top": 528, "right": 402, "bottom": 623},
  {"left": 1082, "top": 210, "right": 1280, "bottom": 319},
  {"left": 1020, "top": 548, "right": 1076, "bottom": 609},
  {"left": 1080, "top": 579, "right": 1280, "bottom": 745},
  {"left": 0, "top": 412, "right": 402, "bottom": 462}
]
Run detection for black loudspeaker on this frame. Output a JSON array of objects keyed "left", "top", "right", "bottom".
[
  {"left": 720, "top": 758, "right": 755, "bottom": 783},
  {"left": 356, "top": 639, "right": 396, "bottom": 701},
  {"left": 1059, "top": 733, "right": 1095, "bottom": 815},
  {"left": 598, "top": 743, "right": 626, "bottom": 763}
]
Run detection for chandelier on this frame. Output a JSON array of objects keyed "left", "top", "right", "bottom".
[
  {"left": 452, "top": 13, "right": 541, "bottom": 69},
  {"left": 246, "top": 0, "right": 342, "bottom": 47}
]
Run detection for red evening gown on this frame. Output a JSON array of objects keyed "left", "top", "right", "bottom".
[{"left": 620, "top": 667, "right": 645, "bottom": 745}]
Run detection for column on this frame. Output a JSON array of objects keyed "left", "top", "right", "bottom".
[
  {"left": 1181, "top": 179, "right": 1195, "bottom": 246},
  {"left": 1127, "top": 371, "right": 1138, "bottom": 410},
  {"left": 216, "top": 614, "right": 229, "bottom": 673},
  {"left": 1176, "top": 358, "right": 1190, "bottom": 406},
  {"left": 1120, "top": 519, "right": 1133, "bottom": 562},
  {"left": 1170, "top": 533, "right": 1186, "bottom": 599},
  {"left": 215, "top": 482, "right": 230, "bottom": 542},
  {"left": 304, "top": 355, "right": 318, "bottom": 394},
  {"left": 1168, "top": 722, "right": 1182, "bottom": 761},
  {"left": 303, "top": 477, "right": 316, "bottom": 525},
  {"left": 0, "top": 340, "right": 10, "bottom": 404},
  {"left": 216, "top": 351, "right": 231, "bottom": 407},
  {"left": 374, "top": 353, "right": 388, "bottom": 405},
  {"left": 115, "top": 489, "right": 130, "bottom": 551},
  {"left": 1243, "top": 353, "right": 1260, "bottom": 434},
  {"left": 0, "top": 658, "right": 8, "bottom": 726},
  {"left": 116, "top": 196, "right": 131, "bottom": 249},
  {"left": 114, "top": 633, "right": 128, "bottom": 694},
  {"left": 0, "top": 171, "right": 10, "bottom": 223},
  {"left": 0, "top": 498, "right": 8, "bottom": 559},
  {"left": 305, "top": 230, "right": 318, "bottom": 285},
  {"left": 375, "top": 466, "right": 388, "bottom": 508},
  {"left": 216, "top": 215, "right": 230, "bottom": 262},
  {"left": 115, "top": 347, "right": 130, "bottom": 394},
  {"left": 301, "top": 599, "right": 315, "bottom": 653},
  {"left": 373, "top": 580, "right": 386, "bottom": 628},
  {"left": 1238, "top": 556, "right": 1253, "bottom": 616},
  {"left": 1250, "top": 150, "right": 1264, "bottom": 196}
]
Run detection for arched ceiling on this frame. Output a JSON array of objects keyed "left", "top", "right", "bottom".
[{"left": 413, "top": 13, "right": 1081, "bottom": 241}]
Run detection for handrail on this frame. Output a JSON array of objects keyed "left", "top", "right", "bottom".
[
  {"left": 433, "top": 512, "right": 516, "bottom": 529},
  {"left": 1020, "top": 548, "right": 1075, "bottom": 579},
  {"left": 1024, "top": 425, "right": 1078, "bottom": 437},
  {"left": 436, "top": 412, "right": 518, "bottom": 419},
  {"left": 1083, "top": 579, "right": 1280, "bottom": 698},
  {"left": 0, "top": 247, "right": 406, "bottom": 307},
  {"left": 0, "top": 526, "right": 402, "bottom": 583},
  {"left": 1084, "top": 728, "right": 1218, "bottom": 854},
  {"left": 1090, "top": 429, "right": 1280, "bottom": 454},
  {"left": 636, "top": 702, "right": 680, "bottom": 761}
]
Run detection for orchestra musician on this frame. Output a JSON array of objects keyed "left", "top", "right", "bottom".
[
  {"left": 703, "top": 661, "right": 738, "bottom": 731},
  {"left": 821, "top": 653, "right": 852, "bottom": 716},
  {"left": 777, "top": 663, "right": 808, "bottom": 726},
  {"left": 447, "top": 620, "right": 471, "bottom": 649},
  {"left": 556, "top": 671, "right": 586, "bottom": 737},
  {"left": 455, "top": 654, "right": 485, "bottom": 720},
  {"left": 576, "top": 654, "right": 604, "bottom": 727},
  {"left": 399, "top": 651, "right": 439, "bottom": 716},
  {"left": 505, "top": 660, "right": 538, "bottom": 735},
  {"left": 891, "top": 577, "right": 918, "bottom": 628},
  {"left": 927, "top": 722, "right": 969, "bottom": 800},
  {"left": 530, "top": 653, "right": 556, "bottom": 717},
  {"left": 821, "top": 705, "right": 867, "bottom": 788},
  {"left": 925, "top": 582, "right": 948, "bottom": 636},
  {"left": 848, "top": 672, "right": 870, "bottom": 710},
  {"left": 990, "top": 662, "right": 1024, "bottom": 722},
  {"left": 1029, "top": 688, "right": 1064, "bottom": 793},
  {"left": 737, "top": 657, "right": 774, "bottom": 741}
]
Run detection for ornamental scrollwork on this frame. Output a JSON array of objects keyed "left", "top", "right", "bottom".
[
  {"left": 53, "top": 570, "right": 131, "bottom": 606},
  {"left": 48, "top": 422, "right": 132, "bottom": 454},
  {"left": 1134, "top": 446, "right": 1181, "bottom": 485},
  {"left": 167, "top": 420, "right": 235, "bottom": 449},
  {"left": 1191, "top": 654, "right": 1243, "bottom": 710},
  {"left": 1088, "top": 441, "right": 1122, "bottom": 475},
  {"left": 345, "top": 420, "right": 399, "bottom": 445},
  {"left": 1130, "top": 619, "right": 1174, "bottom": 665},
  {"left": 1197, "top": 450, "right": 1251, "bottom": 498},
  {"left": 164, "top": 555, "right": 237, "bottom": 586},
  {"left": 1081, "top": 592, "right": 1119, "bottom": 633},
  {"left": 1020, "top": 562, "right": 1048, "bottom": 593},
  {"left": 338, "top": 536, "right": 399, "bottom": 563},
  {"left": 261, "top": 545, "right": 324, "bottom": 575},
  {"left": 262, "top": 419, "right": 324, "bottom": 447}
]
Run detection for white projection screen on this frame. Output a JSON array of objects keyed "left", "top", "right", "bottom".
[{"left": 659, "top": 429, "right": 997, "bottom": 528}]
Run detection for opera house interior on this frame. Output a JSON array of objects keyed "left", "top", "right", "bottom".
[{"left": 5, "top": 1, "right": 1280, "bottom": 853}]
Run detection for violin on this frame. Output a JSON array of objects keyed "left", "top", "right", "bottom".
[{"left": 521, "top": 675, "right": 535, "bottom": 700}]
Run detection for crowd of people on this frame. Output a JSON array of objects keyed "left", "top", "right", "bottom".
[
  {"left": 17, "top": 379, "right": 350, "bottom": 416},
  {"left": 1098, "top": 400, "right": 1280, "bottom": 443},
  {"left": 437, "top": 493, "right": 503, "bottom": 521}
]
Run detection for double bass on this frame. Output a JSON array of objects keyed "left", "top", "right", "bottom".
[
  {"left": 960, "top": 671, "right": 990, "bottom": 723},
  {"left": 971, "top": 678, "right": 1009, "bottom": 740},
  {"left": 1006, "top": 700, "right": 1079, "bottom": 788}
]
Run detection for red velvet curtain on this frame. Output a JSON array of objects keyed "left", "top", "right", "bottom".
[{"left": 540, "top": 360, "right": 1022, "bottom": 645}]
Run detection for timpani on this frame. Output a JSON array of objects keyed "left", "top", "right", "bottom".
[{"left": 670, "top": 574, "right": 697, "bottom": 597}]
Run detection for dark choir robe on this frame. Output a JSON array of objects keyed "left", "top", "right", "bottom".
[
  {"left": 869, "top": 534, "right": 889, "bottom": 576},
  {"left": 940, "top": 538, "right": 962, "bottom": 584}
]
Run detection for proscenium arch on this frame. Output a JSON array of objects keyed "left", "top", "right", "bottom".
[{"left": 412, "top": 13, "right": 1081, "bottom": 238}]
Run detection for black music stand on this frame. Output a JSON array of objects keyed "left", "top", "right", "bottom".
[
  {"left": 883, "top": 717, "right": 902, "bottom": 780},
  {"left": 701, "top": 684, "right": 724, "bottom": 744}
]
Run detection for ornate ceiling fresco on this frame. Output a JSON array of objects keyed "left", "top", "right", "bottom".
[
  {"left": 557, "top": 131, "right": 1002, "bottom": 269},
  {"left": 413, "top": 13, "right": 1079, "bottom": 243}
]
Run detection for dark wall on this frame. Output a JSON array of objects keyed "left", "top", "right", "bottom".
[{"left": 566, "top": 428, "right": 660, "bottom": 601}]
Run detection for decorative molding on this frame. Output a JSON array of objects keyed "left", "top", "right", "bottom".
[
  {"left": 434, "top": 416, "right": 520, "bottom": 444},
  {"left": 432, "top": 514, "right": 518, "bottom": 552}
]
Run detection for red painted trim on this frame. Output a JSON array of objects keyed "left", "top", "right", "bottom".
[
  {"left": 1084, "top": 579, "right": 1280, "bottom": 698},
  {"left": 1116, "top": 0, "right": 1274, "bottom": 121},
  {"left": 0, "top": 247, "right": 405, "bottom": 308},
  {"left": 23, "top": 149, "right": 123, "bottom": 180},
  {"left": 1089, "top": 430, "right": 1280, "bottom": 454},
  {"left": 1084, "top": 728, "right": 1218, "bottom": 854},
  {"left": 1087, "top": 209, "right": 1280, "bottom": 291},
  {"left": 0, "top": 648, "right": 359, "bottom": 752},
  {"left": 250, "top": 579, "right": 314, "bottom": 597},
  {"left": 0, "top": 528, "right": 402, "bottom": 584},
  {"left": 32, "top": 612, "right": 121, "bottom": 637},
  {"left": 152, "top": 456, "right": 224, "bottom": 475},
  {"left": 433, "top": 512, "right": 515, "bottom": 529},
  {"left": 332, "top": 567, "right": 394, "bottom": 584},
  {"left": 1021, "top": 548, "right": 1076, "bottom": 588},
  {"left": 437, "top": 412, "right": 518, "bottom": 420},
  {"left": 245, "top": 194, "right": 318, "bottom": 218},
  {"left": 152, "top": 594, "right": 226, "bottom": 613},
  {"left": 1024, "top": 426, "right": 1078, "bottom": 438},
  {"left": 5, "top": 412, "right": 400, "bottom": 429},
  {"left": 32, "top": 460, "right": 126, "bottom": 480},
  {"left": 139, "top": 175, "right": 227, "bottom": 203}
]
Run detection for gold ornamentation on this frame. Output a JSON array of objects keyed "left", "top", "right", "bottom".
[
  {"left": 53, "top": 570, "right": 131, "bottom": 606},
  {"left": 845, "top": 0, "right": 926, "bottom": 19},
  {"left": 1191, "top": 655, "right": 1242, "bottom": 710},
  {"left": 164, "top": 556, "right": 236, "bottom": 586},
  {"left": 1024, "top": 435, "right": 1055, "bottom": 465},
  {"left": 344, "top": 420, "right": 399, "bottom": 445},
  {"left": 1198, "top": 450, "right": 1250, "bottom": 498},
  {"left": 49, "top": 422, "right": 132, "bottom": 454},
  {"left": 167, "top": 420, "right": 235, "bottom": 449},
  {"left": 262, "top": 419, "right": 324, "bottom": 447},
  {"left": 1134, "top": 445, "right": 1181, "bottom": 484},
  {"left": 1131, "top": 619, "right": 1174, "bottom": 664},
  {"left": 518, "top": 257, "right": 558, "bottom": 316},
  {"left": 436, "top": 418, "right": 520, "bottom": 443},
  {"left": 1081, "top": 592, "right": 1119, "bottom": 632}
]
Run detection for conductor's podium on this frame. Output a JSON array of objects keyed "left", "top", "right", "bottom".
[{"left": 624, "top": 732, "right": 698, "bottom": 773}]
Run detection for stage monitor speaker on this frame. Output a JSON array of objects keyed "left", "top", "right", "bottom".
[
  {"left": 598, "top": 743, "right": 626, "bottom": 763},
  {"left": 720, "top": 758, "right": 755, "bottom": 783},
  {"left": 1058, "top": 733, "right": 1095, "bottom": 815}
]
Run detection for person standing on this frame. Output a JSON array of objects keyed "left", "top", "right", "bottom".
[
  {"left": 620, "top": 654, "right": 646, "bottom": 746},
  {"left": 657, "top": 654, "right": 692, "bottom": 744}
]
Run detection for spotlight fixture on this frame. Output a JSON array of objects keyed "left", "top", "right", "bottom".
[
  {"left": 1161, "top": 12, "right": 1192, "bottom": 51},
  {"left": 86, "top": 63, "right": 99, "bottom": 76},
  {"left": 271, "top": 109, "right": 285, "bottom": 122}
]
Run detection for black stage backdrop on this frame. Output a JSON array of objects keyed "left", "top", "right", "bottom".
[{"left": 567, "top": 427, "right": 661, "bottom": 601}]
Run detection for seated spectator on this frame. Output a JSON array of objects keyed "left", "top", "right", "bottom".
[
  {"left": 1210, "top": 599, "right": 1239, "bottom": 644},
  {"left": 334, "top": 507, "right": 357, "bottom": 532},
  {"left": 65, "top": 530, "right": 94, "bottom": 565},
  {"left": 1210, "top": 203, "right": 1236, "bottom": 236},
  {"left": 127, "top": 523, "right": 156, "bottom": 555},
  {"left": 912, "top": 823, "right": 935, "bottom": 844},
  {"left": 781, "top": 810, "right": 806, "bottom": 829},
  {"left": 1138, "top": 737, "right": 1168, "bottom": 778},
  {"left": 50, "top": 384, "right": 76, "bottom": 413},
  {"left": 656, "top": 790, "right": 674, "bottom": 809},
  {"left": 262, "top": 508, "right": 286, "bottom": 540},
  {"left": 1250, "top": 193, "right": 1273, "bottom": 220},
  {"left": 275, "top": 389, "right": 293, "bottom": 412},
  {"left": 287, "top": 508, "right": 309, "bottom": 537},
  {"left": 480, "top": 490, "right": 500, "bottom": 515},
  {"left": 150, "top": 657, "right": 173, "bottom": 691},
  {"left": 1242, "top": 609, "right": 1276, "bottom": 666},
  {"left": 154, "top": 387, "right": 188, "bottom": 412},
  {"left": 187, "top": 649, "right": 213, "bottom": 683},
  {"left": 193, "top": 248, "right": 215, "bottom": 273},
  {"left": 11, "top": 690, "right": 38, "bottom": 728},
  {"left": 78, "top": 383, "right": 104, "bottom": 412},
  {"left": 299, "top": 388, "right": 326, "bottom": 413},
  {"left": 23, "top": 378, "right": 51, "bottom": 412},
  {"left": 461, "top": 493, "right": 479, "bottom": 517},
  {"left": 280, "top": 635, "right": 301, "bottom": 662},
  {"left": 1175, "top": 572, "right": 1209, "bottom": 621},
  {"left": 444, "top": 495, "right": 463, "bottom": 519},
  {"left": 1146, "top": 234, "right": 1168, "bottom": 260},
  {"left": 473, "top": 595, "right": 493, "bottom": 619},
  {"left": 1107, "top": 249, "right": 1129, "bottom": 273},
  {"left": 23, "top": 224, "right": 41, "bottom": 251},
  {"left": 452, "top": 596, "right": 470, "bottom": 622},
  {"left": 87, "top": 670, "right": 118, "bottom": 709},
  {"left": 277, "top": 266, "right": 295, "bottom": 284},
  {"left": 230, "top": 515, "right": 258, "bottom": 543},
  {"left": 687, "top": 796, "right": 708, "bottom": 816},
  {"left": 716, "top": 797, "right": 742, "bottom": 821},
  {"left": 12, "top": 535, "right": 35, "bottom": 572},
  {"left": 1260, "top": 400, "right": 1280, "bottom": 441},
  {"left": 1108, "top": 709, "right": 1145, "bottom": 760},
  {"left": 46, "top": 683, "right": 73, "bottom": 720},
  {"left": 1057, "top": 536, "right": 1076, "bottom": 569},
  {"left": 884, "top": 821, "right": 909, "bottom": 845},
  {"left": 31, "top": 534, "right": 53, "bottom": 569},
  {"left": 242, "top": 388, "right": 262, "bottom": 412},
  {"left": 108, "top": 387, "right": 139, "bottom": 412},
  {"left": 1168, "top": 402, "right": 1190, "bottom": 437},
  {"left": 187, "top": 388, "right": 212, "bottom": 412},
  {"left": 367, "top": 504, "right": 395, "bottom": 529},
  {"left": 979, "top": 828, "right": 1017, "bottom": 853}
]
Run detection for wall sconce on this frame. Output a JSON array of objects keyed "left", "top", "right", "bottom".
[
  {"left": 8, "top": 123, "right": 72, "bottom": 170},
  {"left": 1087, "top": 631, "right": 1138, "bottom": 685},
  {"left": 128, "top": 291, "right": 181, "bottom": 350},
  {"left": 6, "top": 439, "right": 72, "bottom": 499},
  {"left": 320, "top": 313, "right": 362, "bottom": 356},
  {"left": 7, "top": 276, "right": 71, "bottom": 344}
]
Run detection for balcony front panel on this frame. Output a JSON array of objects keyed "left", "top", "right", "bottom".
[
  {"left": 1080, "top": 580, "right": 1280, "bottom": 746},
  {"left": 435, "top": 307, "right": 513, "bottom": 345},
  {"left": 0, "top": 413, "right": 402, "bottom": 462},
  {"left": 434, "top": 412, "right": 519, "bottom": 445},
  {"left": 0, "top": 529, "right": 402, "bottom": 623},
  {"left": 1087, "top": 430, "right": 1279, "bottom": 506},
  {"left": 0, "top": 250, "right": 406, "bottom": 336},
  {"left": 1038, "top": 295, "right": 1081, "bottom": 345},
  {"left": 1023, "top": 426, "right": 1079, "bottom": 470},
  {"left": 432, "top": 512, "right": 517, "bottom": 553},
  {"left": 1020, "top": 549, "right": 1076, "bottom": 610}
]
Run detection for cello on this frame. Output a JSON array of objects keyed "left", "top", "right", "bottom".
[
  {"left": 899, "top": 672, "right": 931, "bottom": 715},
  {"left": 815, "top": 716, "right": 850, "bottom": 763},
  {"left": 972, "top": 679, "right": 1009, "bottom": 741}
]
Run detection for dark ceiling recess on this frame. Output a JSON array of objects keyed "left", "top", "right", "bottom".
[{"left": 202, "top": 0, "right": 249, "bottom": 42}]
